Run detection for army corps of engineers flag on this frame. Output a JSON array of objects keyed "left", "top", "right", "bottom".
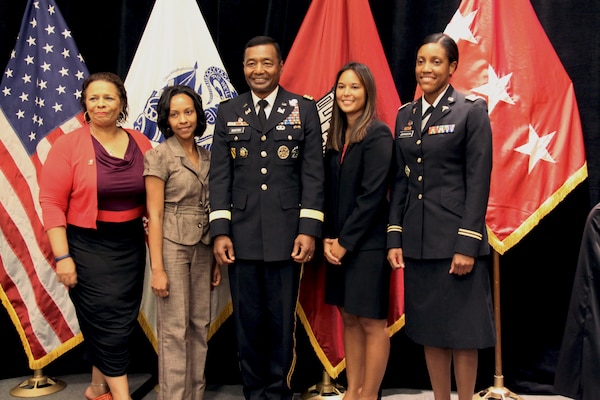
[
  {"left": 442, "top": 0, "right": 587, "bottom": 253},
  {"left": 123, "top": 0, "right": 237, "bottom": 350}
]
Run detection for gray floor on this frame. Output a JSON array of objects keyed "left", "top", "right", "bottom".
[{"left": 0, "top": 373, "right": 571, "bottom": 400}]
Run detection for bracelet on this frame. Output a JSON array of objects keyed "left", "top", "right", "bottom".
[{"left": 54, "top": 253, "right": 71, "bottom": 263}]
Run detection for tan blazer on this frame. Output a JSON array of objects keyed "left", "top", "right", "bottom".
[{"left": 144, "top": 136, "right": 211, "bottom": 246}]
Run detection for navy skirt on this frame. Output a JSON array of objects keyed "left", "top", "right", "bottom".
[
  {"left": 67, "top": 218, "right": 145, "bottom": 376},
  {"left": 404, "top": 257, "right": 495, "bottom": 349}
]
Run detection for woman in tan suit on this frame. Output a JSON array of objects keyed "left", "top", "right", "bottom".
[{"left": 144, "top": 85, "right": 221, "bottom": 400}]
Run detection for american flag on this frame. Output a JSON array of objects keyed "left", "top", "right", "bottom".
[{"left": 0, "top": 0, "right": 88, "bottom": 369}]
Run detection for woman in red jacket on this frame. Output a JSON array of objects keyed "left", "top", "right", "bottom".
[{"left": 39, "top": 72, "right": 152, "bottom": 400}]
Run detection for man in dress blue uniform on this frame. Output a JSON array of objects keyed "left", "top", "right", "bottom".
[{"left": 209, "top": 36, "right": 324, "bottom": 400}]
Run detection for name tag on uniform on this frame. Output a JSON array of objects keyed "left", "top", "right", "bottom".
[
  {"left": 428, "top": 124, "right": 455, "bottom": 135},
  {"left": 228, "top": 127, "right": 245, "bottom": 134},
  {"left": 398, "top": 130, "right": 414, "bottom": 138}
]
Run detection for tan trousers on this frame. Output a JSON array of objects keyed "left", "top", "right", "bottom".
[{"left": 157, "top": 239, "right": 213, "bottom": 400}]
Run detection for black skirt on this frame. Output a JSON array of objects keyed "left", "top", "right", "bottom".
[
  {"left": 67, "top": 218, "right": 145, "bottom": 376},
  {"left": 404, "top": 257, "right": 495, "bottom": 349},
  {"left": 325, "top": 248, "right": 390, "bottom": 319}
]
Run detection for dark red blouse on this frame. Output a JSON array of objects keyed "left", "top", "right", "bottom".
[{"left": 92, "top": 134, "right": 145, "bottom": 217}]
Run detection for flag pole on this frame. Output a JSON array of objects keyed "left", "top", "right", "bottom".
[
  {"left": 473, "top": 250, "right": 522, "bottom": 400},
  {"left": 301, "top": 369, "right": 346, "bottom": 400},
  {"left": 9, "top": 368, "right": 66, "bottom": 397}
]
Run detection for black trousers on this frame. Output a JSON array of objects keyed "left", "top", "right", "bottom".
[{"left": 229, "top": 259, "right": 301, "bottom": 400}]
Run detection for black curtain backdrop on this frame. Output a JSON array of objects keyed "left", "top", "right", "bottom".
[{"left": 1, "top": 0, "right": 599, "bottom": 395}]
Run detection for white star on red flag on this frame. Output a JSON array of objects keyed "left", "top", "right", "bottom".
[
  {"left": 515, "top": 124, "right": 557, "bottom": 173},
  {"left": 470, "top": 65, "right": 515, "bottom": 114},
  {"left": 445, "top": 0, "right": 587, "bottom": 253},
  {"left": 445, "top": 9, "right": 478, "bottom": 44}
]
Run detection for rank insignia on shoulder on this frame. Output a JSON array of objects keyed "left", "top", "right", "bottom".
[
  {"left": 465, "top": 94, "right": 483, "bottom": 102},
  {"left": 220, "top": 98, "right": 231, "bottom": 103},
  {"left": 398, "top": 103, "right": 410, "bottom": 110},
  {"left": 303, "top": 94, "right": 314, "bottom": 101}
]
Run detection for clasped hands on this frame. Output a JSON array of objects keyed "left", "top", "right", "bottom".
[{"left": 323, "top": 238, "right": 347, "bottom": 265}]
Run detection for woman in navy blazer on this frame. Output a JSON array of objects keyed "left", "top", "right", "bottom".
[
  {"left": 323, "top": 62, "right": 393, "bottom": 400},
  {"left": 387, "top": 34, "right": 494, "bottom": 400}
]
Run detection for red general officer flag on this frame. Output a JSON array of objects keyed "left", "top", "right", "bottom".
[
  {"left": 439, "top": 0, "right": 587, "bottom": 253},
  {"left": 280, "top": 0, "right": 403, "bottom": 378},
  {"left": 0, "top": 0, "right": 88, "bottom": 369}
]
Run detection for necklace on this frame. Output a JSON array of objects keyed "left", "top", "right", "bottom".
[{"left": 89, "top": 124, "right": 121, "bottom": 157}]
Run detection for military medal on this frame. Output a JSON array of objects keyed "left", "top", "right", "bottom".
[{"left": 278, "top": 145, "right": 290, "bottom": 159}]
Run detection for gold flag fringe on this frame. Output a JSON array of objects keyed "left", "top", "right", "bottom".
[
  {"left": 0, "top": 286, "right": 83, "bottom": 370},
  {"left": 489, "top": 163, "right": 588, "bottom": 255}
]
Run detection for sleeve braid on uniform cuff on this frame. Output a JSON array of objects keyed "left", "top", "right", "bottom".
[
  {"left": 299, "top": 209, "right": 324, "bottom": 222},
  {"left": 209, "top": 210, "right": 231, "bottom": 222},
  {"left": 458, "top": 228, "right": 483, "bottom": 240}
]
